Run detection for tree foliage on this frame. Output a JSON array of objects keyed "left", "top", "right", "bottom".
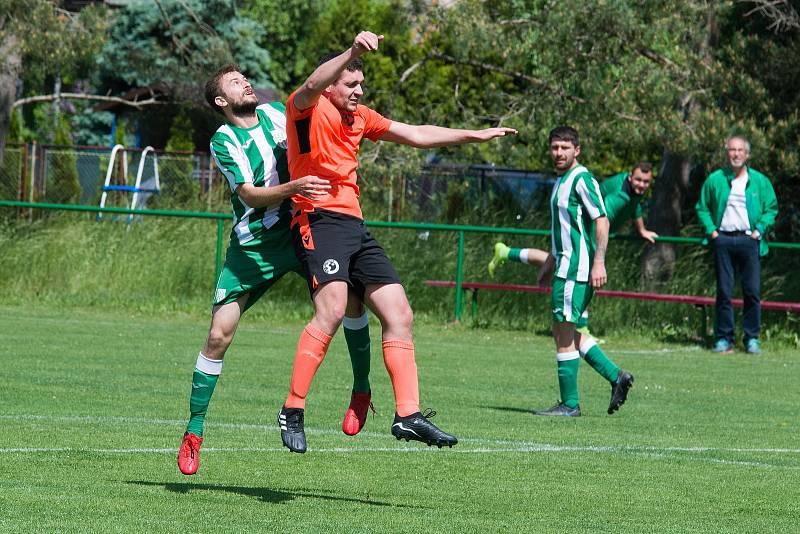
[{"left": 96, "top": 0, "right": 272, "bottom": 96}]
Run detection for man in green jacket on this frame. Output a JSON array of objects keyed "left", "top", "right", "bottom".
[{"left": 695, "top": 135, "right": 778, "bottom": 354}]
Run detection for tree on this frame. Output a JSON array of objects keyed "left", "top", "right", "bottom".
[
  {"left": 96, "top": 0, "right": 272, "bottom": 100},
  {"left": 241, "top": 0, "right": 325, "bottom": 93},
  {"left": 0, "top": 0, "right": 108, "bottom": 165},
  {"left": 405, "top": 1, "right": 799, "bottom": 280}
]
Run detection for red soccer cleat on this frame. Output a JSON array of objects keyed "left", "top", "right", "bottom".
[
  {"left": 177, "top": 432, "right": 203, "bottom": 475},
  {"left": 342, "top": 391, "right": 373, "bottom": 436}
]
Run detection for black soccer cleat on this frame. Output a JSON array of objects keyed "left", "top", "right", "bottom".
[
  {"left": 608, "top": 370, "right": 634, "bottom": 415},
  {"left": 534, "top": 403, "right": 581, "bottom": 417},
  {"left": 391, "top": 410, "right": 458, "bottom": 448},
  {"left": 278, "top": 406, "right": 307, "bottom": 453}
]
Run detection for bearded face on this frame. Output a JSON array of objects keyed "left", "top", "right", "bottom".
[{"left": 217, "top": 72, "right": 259, "bottom": 116}]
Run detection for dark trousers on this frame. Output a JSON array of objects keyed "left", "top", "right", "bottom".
[{"left": 712, "top": 233, "right": 761, "bottom": 343}]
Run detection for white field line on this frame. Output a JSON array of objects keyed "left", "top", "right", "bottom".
[{"left": 1, "top": 413, "right": 799, "bottom": 459}]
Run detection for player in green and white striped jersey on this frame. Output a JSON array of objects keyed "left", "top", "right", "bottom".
[
  {"left": 487, "top": 162, "right": 657, "bottom": 334},
  {"left": 488, "top": 162, "right": 657, "bottom": 280},
  {"left": 178, "top": 65, "right": 375, "bottom": 475},
  {"left": 534, "top": 126, "right": 634, "bottom": 417}
]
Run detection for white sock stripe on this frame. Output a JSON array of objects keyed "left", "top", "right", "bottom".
[
  {"left": 195, "top": 352, "right": 223, "bottom": 375},
  {"left": 579, "top": 339, "right": 597, "bottom": 355},
  {"left": 556, "top": 351, "right": 580, "bottom": 362},
  {"left": 342, "top": 312, "right": 369, "bottom": 330},
  {"left": 519, "top": 249, "right": 530, "bottom": 264}
]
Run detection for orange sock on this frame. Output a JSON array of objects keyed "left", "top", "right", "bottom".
[
  {"left": 285, "top": 324, "right": 332, "bottom": 409},
  {"left": 382, "top": 339, "right": 420, "bottom": 417}
]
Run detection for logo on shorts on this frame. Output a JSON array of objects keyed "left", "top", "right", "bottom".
[
  {"left": 322, "top": 259, "right": 340, "bottom": 275},
  {"left": 552, "top": 307, "right": 562, "bottom": 314}
]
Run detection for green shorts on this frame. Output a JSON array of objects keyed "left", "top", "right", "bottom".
[
  {"left": 551, "top": 278, "right": 594, "bottom": 325},
  {"left": 213, "top": 222, "right": 302, "bottom": 312}
]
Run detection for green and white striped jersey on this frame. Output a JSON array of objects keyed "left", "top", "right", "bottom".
[
  {"left": 210, "top": 102, "right": 290, "bottom": 247},
  {"left": 549, "top": 164, "right": 607, "bottom": 282}
]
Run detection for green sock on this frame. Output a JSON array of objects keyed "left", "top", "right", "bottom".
[
  {"left": 508, "top": 248, "right": 524, "bottom": 262},
  {"left": 343, "top": 313, "right": 371, "bottom": 394},
  {"left": 186, "top": 353, "right": 222, "bottom": 436},
  {"left": 556, "top": 352, "right": 580, "bottom": 408},
  {"left": 581, "top": 341, "right": 620, "bottom": 384}
]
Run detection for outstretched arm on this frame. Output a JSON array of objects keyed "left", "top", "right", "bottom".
[
  {"left": 293, "top": 31, "right": 383, "bottom": 111},
  {"left": 379, "top": 121, "right": 517, "bottom": 148}
]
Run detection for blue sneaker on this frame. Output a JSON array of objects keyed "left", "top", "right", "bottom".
[
  {"left": 711, "top": 339, "right": 733, "bottom": 354},
  {"left": 745, "top": 338, "right": 761, "bottom": 355}
]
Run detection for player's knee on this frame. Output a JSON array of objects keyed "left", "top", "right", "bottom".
[
  {"left": 206, "top": 326, "right": 234, "bottom": 353},
  {"left": 316, "top": 300, "right": 346, "bottom": 328},
  {"left": 386, "top": 302, "right": 413, "bottom": 330}
]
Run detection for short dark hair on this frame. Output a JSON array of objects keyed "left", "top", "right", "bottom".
[
  {"left": 631, "top": 161, "right": 653, "bottom": 174},
  {"left": 205, "top": 64, "right": 241, "bottom": 114},
  {"left": 318, "top": 53, "right": 364, "bottom": 72},
  {"left": 548, "top": 126, "right": 579, "bottom": 147}
]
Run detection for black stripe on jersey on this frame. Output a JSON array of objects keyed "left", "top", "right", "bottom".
[{"left": 295, "top": 117, "right": 312, "bottom": 154}]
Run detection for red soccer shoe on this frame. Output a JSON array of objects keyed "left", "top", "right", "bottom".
[
  {"left": 177, "top": 432, "right": 203, "bottom": 475},
  {"left": 342, "top": 391, "right": 373, "bottom": 436}
]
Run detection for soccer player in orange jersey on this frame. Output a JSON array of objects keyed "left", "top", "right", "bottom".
[{"left": 277, "top": 31, "right": 517, "bottom": 452}]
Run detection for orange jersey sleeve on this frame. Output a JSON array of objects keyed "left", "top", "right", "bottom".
[{"left": 361, "top": 105, "right": 392, "bottom": 142}]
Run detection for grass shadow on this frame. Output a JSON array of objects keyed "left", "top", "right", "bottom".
[{"left": 125, "top": 480, "right": 409, "bottom": 507}]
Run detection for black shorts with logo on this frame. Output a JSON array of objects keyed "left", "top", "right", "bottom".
[{"left": 291, "top": 208, "right": 401, "bottom": 297}]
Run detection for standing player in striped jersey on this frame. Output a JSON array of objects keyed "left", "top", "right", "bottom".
[
  {"left": 534, "top": 126, "right": 633, "bottom": 417},
  {"left": 487, "top": 162, "right": 657, "bottom": 333},
  {"left": 177, "top": 65, "right": 375, "bottom": 475},
  {"left": 278, "top": 31, "right": 517, "bottom": 453}
]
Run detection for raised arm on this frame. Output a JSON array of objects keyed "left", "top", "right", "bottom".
[
  {"left": 379, "top": 121, "right": 517, "bottom": 148},
  {"left": 293, "top": 31, "right": 383, "bottom": 111}
]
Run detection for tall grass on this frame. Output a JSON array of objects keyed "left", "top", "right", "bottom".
[{"left": 0, "top": 211, "right": 798, "bottom": 345}]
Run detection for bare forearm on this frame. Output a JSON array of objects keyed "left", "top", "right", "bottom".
[
  {"left": 635, "top": 217, "right": 647, "bottom": 235},
  {"left": 237, "top": 182, "right": 295, "bottom": 209},
  {"left": 301, "top": 49, "right": 359, "bottom": 98},
  {"left": 594, "top": 217, "right": 609, "bottom": 263},
  {"left": 404, "top": 125, "right": 483, "bottom": 148}
]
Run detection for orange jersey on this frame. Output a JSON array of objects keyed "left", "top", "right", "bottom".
[{"left": 286, "top": 90, "right": 392, "bottom": 220}]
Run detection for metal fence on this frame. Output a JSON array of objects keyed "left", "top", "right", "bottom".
[
  {"left": 0, "top": 144, "right": 230, "bottom": 217},
  {"left": 0, "top": 144, "right": 556, "bottom": 224},
  {"left": 2, "top": 200, "right": 799, "bottom": 322}
]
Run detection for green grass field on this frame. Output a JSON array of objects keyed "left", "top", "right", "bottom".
[{"left": 2, "top": 304, "right": 799, "bottom": 533}]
